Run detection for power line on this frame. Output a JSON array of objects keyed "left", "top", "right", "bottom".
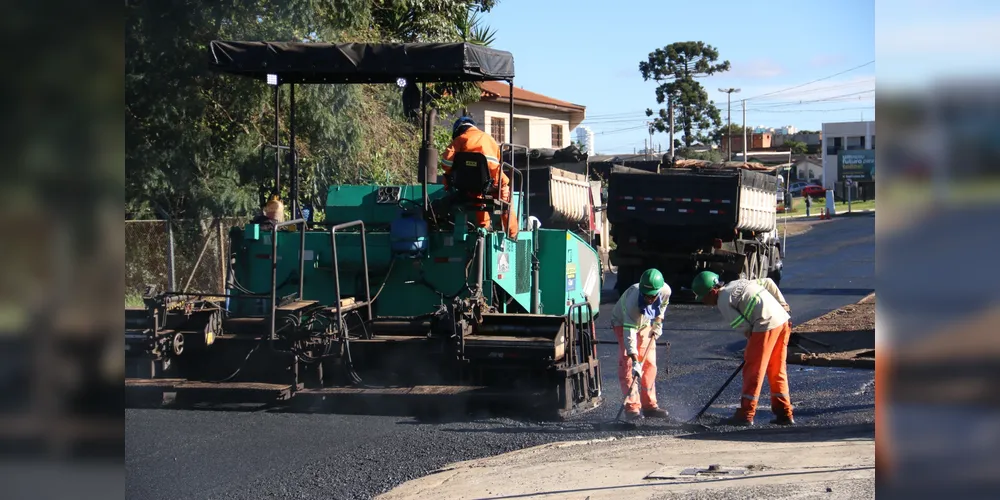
[
  {"left": 581, "top": 90, "right": 875, "bottom": 126},
  {"left": 592, "top": 124, "right": 649, "bottom": 135},
  {"left": 740, "top": 60, "right": 875, "bottom": 101},
  {"left": 744, "top": 105, "right": 874, "bottom": 114},
  {"left": 584, "top": 89, "right": 875, "bottom": 124}
]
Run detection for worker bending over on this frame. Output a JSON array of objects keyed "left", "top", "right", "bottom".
[
  {"left": 692, "top": 271, "right": 795, "bottom": 426},
  {"left": 440, "top": 117, "right": 518, "bottom": 238},
  {"left": 610, "top": 269, "right": 672, "bottom": 420}
]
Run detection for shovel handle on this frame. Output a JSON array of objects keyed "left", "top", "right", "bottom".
[{"left": 691, "top": 360, "right": 745, "bottom": 422}]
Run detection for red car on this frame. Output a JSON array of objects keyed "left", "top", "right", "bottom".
[{"left": 801, "top": 185, "right": 826, "bottom": 199}]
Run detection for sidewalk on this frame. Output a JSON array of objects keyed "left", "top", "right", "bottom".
[
  {"left": 781, "top": 208, "right": 875, "bottom": 220},
  {"left": 378, "top": 425, "right": 875, "bottom": 500}
]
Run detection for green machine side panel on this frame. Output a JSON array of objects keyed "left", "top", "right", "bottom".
[
  {"left": 536, "top": 230, "right": 602, "bottom": 320},
  {"left": 324, "top": 184, "right": 448, "bottom": 226},
  {"left": 233, "top": 185, "right": 535, "bottom": 318},
  {"left": 232, "top": 228, "right": 477, "bottom": 318},
  {"left": 484, "top": 230, "right": 534, "bottom": 313}
]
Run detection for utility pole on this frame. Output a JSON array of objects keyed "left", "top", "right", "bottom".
[
  {"left": 742, "top": 99, "right": 747, "bottom": 164},
  {"left": 648, "top": 123, "right": 654, "bottom": 160},
  {"left": 719, "top": 88, "right": 741, "bottom": 161},
  {"left": 668, "top": 98, "right": 675, "bottom": 163}
]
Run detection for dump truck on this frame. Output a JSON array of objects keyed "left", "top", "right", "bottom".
[
  {"left": 124, "top": 40, "right": 603, "bottom": 419},
  {"left": 606, "top": 163, "right": 784, "bottom": 301}
]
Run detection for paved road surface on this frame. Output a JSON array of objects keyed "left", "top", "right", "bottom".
[{"left": 126, "top": 214, "right": 875, "bottom": 500}]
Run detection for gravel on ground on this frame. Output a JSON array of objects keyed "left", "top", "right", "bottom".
[{"left": 789, "top": 294, "right": 875, "bottom": 369}]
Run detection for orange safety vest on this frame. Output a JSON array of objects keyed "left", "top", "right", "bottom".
[
  {"left": 440, "top": 126, "right": 518, "bottom": 238},
  {"left": 441, "top": 126, "right": 509, "bottom": 194}
]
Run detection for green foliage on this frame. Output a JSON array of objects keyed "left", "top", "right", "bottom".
[
  {"left": 126, "top": 0, "right": 500, "bottom": 220},
  {"left": 677, "top": 148, "right": 723, "bottom": 162},
  {"left": 783, "top": 140, "right": 808, "bottom": 154},
  {"left": 711, "top": 124, "right": 753, "bottom": 145},
  {"left": 639, "top": 42, "right": 730, "bottom": 148}
]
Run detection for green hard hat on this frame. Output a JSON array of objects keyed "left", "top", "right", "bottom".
[
  {"left": 638, "top": 268, "right": 665, "bottom": 296},
  {"left": 691, "top": 271, "right": 720, "bottom": 301}
]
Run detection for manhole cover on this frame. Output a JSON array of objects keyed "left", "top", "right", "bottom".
[{"left": 645, "top": 464, "right": 750, "bottom": 480}]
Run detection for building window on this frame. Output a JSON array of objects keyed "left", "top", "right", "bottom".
[
  {"left": 826, "top": 137, "right": 843, "bottom": 156},
  {"left": 551, "top": 124, "right": 563, "bottom": 148},
  {"left": 846, "top": 136, "right": 865, "bottom": 150},
  {"left": 871, "top": 135, "right": 875, "bottom": 149},
  {"left": 490, "top": 117, "right": 506, "bottom": 144}
]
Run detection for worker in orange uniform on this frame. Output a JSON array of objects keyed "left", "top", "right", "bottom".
[
  {"left": 609, "top": 269, "right": 672, "bottom": 420},
  {"left": 692, "top": 271, "right": 795, "bottom": 426},
  {"left": 440, "top": 117, "right": 518, "bottom": 238}
]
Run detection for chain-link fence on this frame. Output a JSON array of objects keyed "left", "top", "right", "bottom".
[{"left": 125, "top": 217, "right": 251, "bottom": 305}]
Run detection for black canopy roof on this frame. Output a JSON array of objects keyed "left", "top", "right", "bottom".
[{"left": 209, "top": 41, "right": 515, "bottom": 84}]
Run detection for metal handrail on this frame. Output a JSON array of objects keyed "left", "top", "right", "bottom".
[
  {"left": 498, "top": 163, "right": 524, "bottom": 239},
  {"left": 567, "top": 301, "right": 596, "bottom": 367},
  {"left": 268, "top": 218, "right": 307, "bottom": 347},
  {"left": 329, "top": 220, "right": 373, "bottom": 338},
  {"left": 501, "top": 143, "right": 531, "bottom": 227}
]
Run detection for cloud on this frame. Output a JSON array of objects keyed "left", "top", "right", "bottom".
[
  {"left": 810, "top": 54, "right": 848, "bottom": 68},
  {"left": 728, "top": 58, "right": 785, "bottom": 79}
]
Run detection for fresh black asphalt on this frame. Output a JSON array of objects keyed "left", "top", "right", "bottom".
[{"left": 125, "top": 214, "right": 876, "bottom": 500}]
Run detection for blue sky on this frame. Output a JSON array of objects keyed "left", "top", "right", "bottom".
[{"left": 483, "top": 0, "right": 877, "bottom": 154}]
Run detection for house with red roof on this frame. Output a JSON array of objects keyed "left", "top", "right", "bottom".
[{"left": 460, "top": 82, "right": 586, "bottom": 150}]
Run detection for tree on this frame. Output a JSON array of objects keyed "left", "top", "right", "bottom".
[
  {"left": 639, "top": 42, "right": 730, "bottom": 148},
  {"left": 783, "top": 140, "right": 808, "bottom": 154},
  {"left": 711, "top": 124, "right": 753, "bottom": 146},
  {"left": 126, "top": 0, "right": 501, "bottom": 219}
]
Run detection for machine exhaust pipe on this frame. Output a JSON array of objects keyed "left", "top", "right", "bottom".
[{"left": 475, "top": 234, "right": 485, "bottom": 296}]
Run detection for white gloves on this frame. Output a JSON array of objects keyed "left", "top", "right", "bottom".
[
  {"left": 650, "top": 318, "right": 664, "bottom": 339},
  {"left": 632, "top": 360, "right": 643, "bottom": 379}
]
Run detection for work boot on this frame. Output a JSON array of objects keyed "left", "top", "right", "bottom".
[
  {"left": 625, "top": 409, "right": 642, "bottom": 421},
  {"left": 720, "top": 414, "right": 754, "bottom": 427},
  {"left": 642, "top": 407, "right": 669, "bottom": 419},
  {"left": 770, "top": 415, "right": 795, "bottom": 426}
]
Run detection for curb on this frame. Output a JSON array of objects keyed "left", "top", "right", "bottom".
[{"left": 781, "top": 208, "right": 875, "bottom": 220}]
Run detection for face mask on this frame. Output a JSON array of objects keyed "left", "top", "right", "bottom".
[{"left": 639, "top": 294, "right": 660, "bottom": 319}]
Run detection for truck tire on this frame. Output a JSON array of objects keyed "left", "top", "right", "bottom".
[{"left": 615, "top": 266, "right": 634, "bottom": 296}]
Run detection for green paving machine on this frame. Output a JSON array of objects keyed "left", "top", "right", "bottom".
[{"left": 125, "top": 41, "right": 604, "bottom": 419}]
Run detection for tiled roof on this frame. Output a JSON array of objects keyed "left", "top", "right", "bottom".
[{"left": 479, "top": 81, "right": 585, "bottom": 112}]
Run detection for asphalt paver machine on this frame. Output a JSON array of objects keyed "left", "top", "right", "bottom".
[{"left": 125, "top": 40, "right": 604, "bottom": 419}]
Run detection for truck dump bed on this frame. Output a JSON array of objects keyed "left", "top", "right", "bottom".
[
  {"left": 525, "top": 166, "right": 594, "bottom": 231},
  {"left": 607, "top": 166, "right": 777, "bottom": 233}
]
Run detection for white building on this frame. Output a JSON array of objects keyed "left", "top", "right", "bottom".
[
  {"left": 460, "top": 82, "right": 586, "bottom": 150},
  {"left": 574, "top": 126, "right": 595, "bottom": 155},
  {"left": 821, "top": 120, "right": 875, "bottom": 188}
]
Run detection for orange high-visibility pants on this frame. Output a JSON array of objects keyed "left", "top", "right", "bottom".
[
  {"left": 470, "top": 185, "right": 519, "bottom": 239},
  {"left": 613, "top": 326, "right": 657, "bottom": 413},
  {"left": 738, "top": 321, "right": 793, "bottom": 420}
]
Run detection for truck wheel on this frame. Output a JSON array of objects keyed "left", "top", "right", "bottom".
[{"left": 615, "top": 266, "right": 634, "bottom": 295}]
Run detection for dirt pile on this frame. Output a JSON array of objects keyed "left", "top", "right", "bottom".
[{"left": 789, "top": 293, "right": 875, "bottom": 369}]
